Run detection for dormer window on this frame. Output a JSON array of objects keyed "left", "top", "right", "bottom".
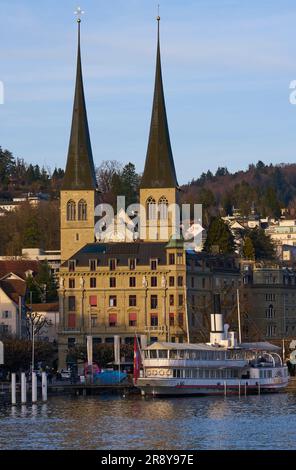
[
  {"left": 150, "top": 258, "right": 158, "bottom": 270},
  {"left": 89, "top": 259, "right": 96, "bottom": 271},
  {"left": 129, "top": 258, "right": 136, "bottom": 270},
  {"left": 109, "top": 259, "right": 117, "bottom": 270},
  {"left": 69, "top": 260, "right": 76, "bottom": 272}
]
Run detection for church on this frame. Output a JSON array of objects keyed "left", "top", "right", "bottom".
[{"left": 58, "top": 16, "right": 239, "bottom": 368}]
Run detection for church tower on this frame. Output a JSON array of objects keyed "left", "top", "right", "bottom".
[
  {"left": 140, "top": 17, "right": 180, "bottom": 242},
  {"left": 60, "top": 16, "right": 98, "bottom": 262}
]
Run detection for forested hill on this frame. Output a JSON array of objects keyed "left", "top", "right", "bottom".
[
  {"left": 1, "top": 144, "right": 296, "bottom": 224},
  {"left": 180, "top": 161, "right": 296, "bottom": 220}
]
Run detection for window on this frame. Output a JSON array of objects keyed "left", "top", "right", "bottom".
[
  {"left": 109, "top": 314, "right": 117, "bottom": 327},
  {"left": 69, "top": 260, "right": 76, "bottom": 272},
  {"left": 147, "top": 196, "right": 157, "bottom": 220},
  {"left": 68, "top": 313, "right": 76, "bottom": 328},
  {"left": 178, "top": 294, "right": 183, "bottom": 306},
  {"left": 169, "top": 253, "right": 175, "bottom": 265},
  {"left": 76, "top": 233, "right": 79, "bottom": 241},
  {"left": 78, "top": 199, "right": 87, "bottom": 220},
  {"left": 169, "top": 312, "right": 174, "bottom": 326},
  {"left": 202, "top": 278, "right": 206, "bottom": 288},
  {"left": 91, "top": 316, "right": 97, "bottom": 327},
  {"left": 151, "top": 276, "right": 158, "bottom": 287},
  {"left": 266, "top": 304, "right": 274, "bottom": 319},
  {"left": 191, "top": 295, "right": 195, "bottom": 307},
  {"left": 129, "top": 312, "right": 137, "bottom": 327},
  {"left": 151, "top": 295, "right": 158, "bottom": 309},
  {"left": 2, "top": 311, "right": 11, "bottom": 319},
  {"left": 93, "top": 337, "right": 102, "bottom": 345},
  {"left": 129, "top": 295, "right": 137, "bottom": 307},
  {"left": 90, "top": 259, "right": 96, "bottom": 271},
  {"left": 90, "top": 277, "right": 96, "bottom": 288},
  {"left": 110, "top": 277, "right": 116, "bottom": 288},
  {"left": 109, "top": 295, "right": 117, "bottom": 307},
  {"left": 178, "top": 313, "right": 184, "bottom": 327},
  {"left": 89, "top": 295, "right": 97, "bottom": 307},
  {"left": 129, "top": 258, "right": 136, "bottom": 270},
  {"left": 69, "top": 278, "right": 75, "bottom": 289},
  {"left": 151, "top": 314, "right": 158, "bottom": 326},
  {"left": 169, "top": 294, "right": 174, "bottom": 306},
  {"left": 169, "top": 276, "right": 175, "bottom": 287},
  {"left": 150, "top": 259, "right": 158, "bottom": 270},
  {"left": 68, "top": 296, "right": 76, "bottom": 311},
  {"left": 129, "top": 277, "right": 136, "bottom": 288},
  {"left": 66, "top": 200, "right": 76, "bottom": 221},
  {"left": 68, "top": 337, "right": 76, "bottom": 347},
  {"left": 177, "top": 276, "right": 183, "bottom": 287},
  {"left": 177, "top": 252, "right": 183, "bottom": 264},
  {"left": 109, "top": 259, "right": 117, "bottom": 270},
  {"left": 159, "top": 196, "right": 168, "bottom": 219},
  {"left": 191, "top": 277, "right": 194, "bottom": 288}
]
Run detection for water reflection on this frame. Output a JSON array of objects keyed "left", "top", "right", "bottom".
[{"left": 0, "top": 393, "right": 296, "bottom": 450}]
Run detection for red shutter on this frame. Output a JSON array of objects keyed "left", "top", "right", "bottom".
[
  {"left": 89, "top": 295, "right": 97, "bottom": 307},
  {"left": 68, "top": 313, "right": 76, "bottom": 328},
  {"left": 109, "top": 314, "right": 117, "bottom": 325},
  {"left": 129, "top": 312, "right": 137, "bottom": 321}
]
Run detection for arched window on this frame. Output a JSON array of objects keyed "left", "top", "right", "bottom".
[
  {"left": 78, "top": 199, "right": 87, "bottom": 220},
  {"left": 158, "top": 196, "right": 168, "bottom": 220},
  {"left": 266, "top": 304, "right": 274, "bottom": 319},
  {"left": 67, "top": 200, "right": 76, "bottom": 221},
  {"left": 146, "top": 197, "right": 157, "bottom": 220}
]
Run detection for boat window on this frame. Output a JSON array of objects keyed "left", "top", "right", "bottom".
[
  {"left": 158, "top": 350, "right": 168, "bottom": 359},
  {"left": 144, "top": 351, "right": 150, "bottom": 359},
  {"left": 150, "top": 350, "right": 157, "bottom": 359},
  {"left": 170, "top": 350, "right": 178, "bottom": 359},
  {"left": 185, "top": 369, "right": 191, "bottom": 378},
  {"left": 178, "top": 350, "right": 185, "bottom": 359}
]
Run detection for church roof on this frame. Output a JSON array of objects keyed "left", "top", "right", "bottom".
[
  {"left": 140, "top": 18, "right": 178, "bottom": 189},
  {"left": 62, "top": 20, "right": 97, "bottom": 191}
]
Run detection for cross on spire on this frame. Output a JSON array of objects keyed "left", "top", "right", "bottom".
[{"left": 74, "top": 6, "right": 84, "bottom": 23}]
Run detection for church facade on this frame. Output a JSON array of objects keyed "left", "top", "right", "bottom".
[{"left": 58, "top": 18, "right": 239, "bottom": 368}]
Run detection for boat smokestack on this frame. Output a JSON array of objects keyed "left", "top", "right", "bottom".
[{"left": 210, "top": 293, "right": 225, "bottom": 345}]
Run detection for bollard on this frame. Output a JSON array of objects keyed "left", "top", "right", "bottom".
[
  {"left": 32, "top": 372, "right": 37, "bottom": 403},
  {"left": 11, "top": 373, "right": 16, "bottom": 405},
  {"left": 42, "top": 372, "right": 47, "bottom": 402},
  {"left": 21, "top": 372, "right": 27, "bottom": 404},
  {"left": 238, "top": 381, "right": 241, "bottom": 397},
  {"left": 245, "top": 382, "right": 247, "bottom": 396},
  {"left": 224, "top": 381, "right": 227, "bottom": 396}
]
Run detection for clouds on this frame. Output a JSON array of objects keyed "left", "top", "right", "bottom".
[{"left": 1, "top": 1, "right": 296, "bottom": 181}]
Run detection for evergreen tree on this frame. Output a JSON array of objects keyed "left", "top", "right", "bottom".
[
  {"left": 246, "top": 228, "right": 275, "bottom": 260},
  {"left": 242, "top": 236, "right": 255, "bottom": 260},
  {"left": 203, "top": 217, "right": 235, "bottom": 255}
]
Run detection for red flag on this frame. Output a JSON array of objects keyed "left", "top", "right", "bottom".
[{"left": 133, "top": 335, "right": 141, "bottom": 384}]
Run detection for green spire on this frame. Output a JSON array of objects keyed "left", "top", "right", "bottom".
[
  {"left": 62, "top": 18, "right": 97, "bottom": 191},
  {"left": 140, "top": 17, "right": 178, "bottom": 189}
]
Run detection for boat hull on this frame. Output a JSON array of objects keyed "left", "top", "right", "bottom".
[{"left": 136, "top": 378, "right": 289, "bottom": 397}]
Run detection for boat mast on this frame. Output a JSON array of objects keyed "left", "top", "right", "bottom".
[{"left": 237, "top": 288, "right": 242, "bottom": 344}]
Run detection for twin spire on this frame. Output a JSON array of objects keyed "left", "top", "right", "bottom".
[
  {"left": 140, "top": 16, "right": 178, "bottom": 189},
  {"left": 62, "top": 16, "right": 97, "bottom": 190},
  {"left": 62, "top": 14, "right": 178, "bottom": 191}
]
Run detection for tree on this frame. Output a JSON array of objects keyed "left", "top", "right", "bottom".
[
  {"left": 0, "top": 337, "right": 57, "bottom": 372},
  {"left": 246, "top": 228, "right": 275, "bottom": 260},
  {"left": 242, "top": 236, "right": 255, "bottom": 260},
  {"left": 203, "top": 217, "right": 235, "bottom": 255},
  {"left": 0, "top": 147, "right": 15, "bottom": 185},
  {"left": 26, "top": 261, "right": 58, "bottom": 303}
]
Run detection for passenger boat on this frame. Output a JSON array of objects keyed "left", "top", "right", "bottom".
[{"left": 135, "top": 296, "right": 289, "bottom": 397}]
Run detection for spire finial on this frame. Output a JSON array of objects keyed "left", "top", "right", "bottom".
[
  {"left": 157, "top": 4, "right": 160, "bottom": 22},
  {"left": 74, "top": 6, "right": 84, "bottom": 23}
]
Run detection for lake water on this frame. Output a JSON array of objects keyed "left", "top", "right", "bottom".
[{"left": 0, "top": 392, "right": 296, "bottom": 450}]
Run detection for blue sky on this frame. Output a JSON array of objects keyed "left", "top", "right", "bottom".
[{"left": 1, "top": 0, "right": 296, "bottom": 184}]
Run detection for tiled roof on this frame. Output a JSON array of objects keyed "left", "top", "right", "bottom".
[
  {"left": 0, "top": 278, "right": 26, "bottom": 303},
  {"left": 0, "top": 260, "right": 40, "bottom": 280},
  {"left": 29, "top": 302, "right": 59, "bottom": 312}
]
